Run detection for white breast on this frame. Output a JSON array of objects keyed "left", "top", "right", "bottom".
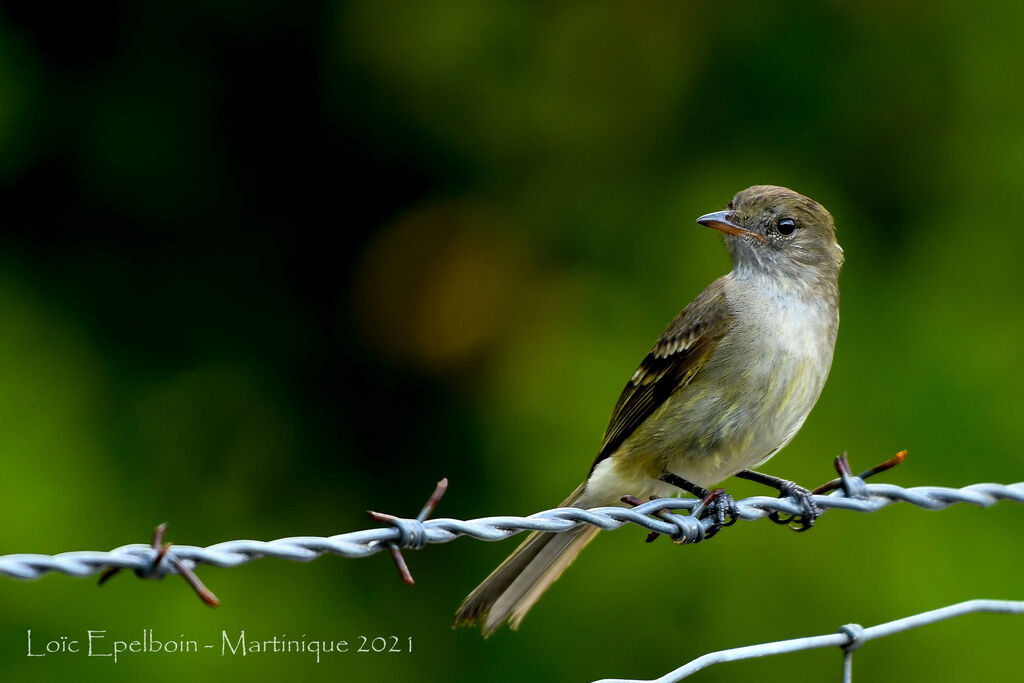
[{"left": 589, "top": 272, "right": 839, "bottom": 502}]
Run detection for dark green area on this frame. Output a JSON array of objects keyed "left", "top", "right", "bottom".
[{"left": 0, "top": 2, "right": 1021, "bottom": 681}]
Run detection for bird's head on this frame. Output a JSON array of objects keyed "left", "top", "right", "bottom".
[{"left": 697, "top": 185, "right": 843, "bottom": 289}]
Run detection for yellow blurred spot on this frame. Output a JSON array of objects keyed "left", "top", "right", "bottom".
[{"left": 351, "top": 201, "right": 530, "bottom": 373}]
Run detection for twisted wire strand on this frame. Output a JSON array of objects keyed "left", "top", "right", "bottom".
[
  {"left": 592, "top": 599, "right": 1024, "bottom": 683},
  {"left": 1, "top": 481, "right": 1021, "bottom": 582}
]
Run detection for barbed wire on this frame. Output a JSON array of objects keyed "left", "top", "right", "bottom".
[
  {"left": 1, "top": 479, "right": 1021, "bottom": 585},
  {"left": 2, "top": 469, "right": 1022, "bottom": 681},
  {"left": 592, "top": 598, "right": 1024, "bottom": 683}
]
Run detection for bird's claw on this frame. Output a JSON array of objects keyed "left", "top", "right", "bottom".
[
  {"left": 767, "top": 482, "right": 820, "bottom": 531},
  {"left": 693, "top": 488, "right": 739, "bottom": 539}
]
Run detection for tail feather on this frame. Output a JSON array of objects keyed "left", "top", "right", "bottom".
[{"left": 454, "top": 483, "right": 599, "bottom": 636}]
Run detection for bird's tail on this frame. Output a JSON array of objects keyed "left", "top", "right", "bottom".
[{"left": 453, "top": 483, "right": 599, "bottom": 636}]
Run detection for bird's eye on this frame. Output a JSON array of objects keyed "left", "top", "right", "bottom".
[{"left": 777, "top": 218, "right": 797, "bottom": 235}]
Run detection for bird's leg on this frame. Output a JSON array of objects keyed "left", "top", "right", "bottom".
[
  {"left": 735, "top": 470, "right": 820, "bottom": 531},
  {"left": 658, "top": 472, "right": 738, "bottom": 537}
]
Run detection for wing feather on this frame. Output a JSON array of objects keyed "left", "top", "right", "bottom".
[{"left": 590, "top": 278, "right": 733, "bottom": 471}]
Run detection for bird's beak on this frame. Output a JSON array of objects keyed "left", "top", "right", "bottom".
[{"left": 696, "top": 210, "right": 767, "bottom": 242}]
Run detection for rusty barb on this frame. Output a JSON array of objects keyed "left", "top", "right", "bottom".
[
  {"left": 98, "top": 522, "right": 219, "bottom": 607},
  {"left": 367, "top": 478, "right": 449, "bottom": 585},
  {"left": 812, "top": 450, "right": 908, "bottom": 496}
]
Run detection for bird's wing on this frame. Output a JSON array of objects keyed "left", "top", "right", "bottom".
[{"left": 591, "top": 277, "right": 733, "bottom": 471}]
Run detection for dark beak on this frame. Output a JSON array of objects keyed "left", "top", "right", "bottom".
[{"left": 696, "top": 210, "right": 767, "bottom": 242}]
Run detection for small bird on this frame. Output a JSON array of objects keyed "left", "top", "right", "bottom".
[{"left": 454, "top": 185, "right": 844, "bottom": 636}]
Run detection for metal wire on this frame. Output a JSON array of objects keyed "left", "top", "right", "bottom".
[
  {"left": 1, "top": 478, "right": 1022, "bottom": 681},
  {"left": 1, "top": 481, "right": 1022, "bottom": 582},
  {"left": 592, "top": 599, "right": 1024, "bottom": 683}
]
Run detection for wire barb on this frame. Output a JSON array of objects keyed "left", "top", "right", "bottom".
[
  {"left": 96, "top": 522, "right": 219, "bottom": 607},
  {"left": 622, "top": 495, "right": 705, "bottom": 544},
  {"left": 366, "top": 477, "right": 449, "bottom": 585},
  {"left": 812, "top": 450, "right": 908, "bottom": 495}
]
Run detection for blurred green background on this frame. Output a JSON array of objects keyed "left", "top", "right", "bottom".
[{"left": 0, "top": 1, "right": 1022, "bottom": 681}]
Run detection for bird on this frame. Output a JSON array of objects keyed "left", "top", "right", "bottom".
[{"left": 454, "top": 185, "right": 844, "bottom": 636}]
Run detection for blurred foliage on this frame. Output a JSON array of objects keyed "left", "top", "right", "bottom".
[{"left": 0, "top": 1, "right": 1022, "bottom": 681}]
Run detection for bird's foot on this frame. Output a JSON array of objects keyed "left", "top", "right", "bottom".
[
  {"left": 657, "top": 471, "right": 740, "bottom": 539},
  {"left": 735, "top": 469, "right": 821, "bottom": 532},
  {"left": 766, "top": 481, "right": 820, "bottom": 531},
  {"left": 691, "top": 488, "right": 739, "bottom": 539}
]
